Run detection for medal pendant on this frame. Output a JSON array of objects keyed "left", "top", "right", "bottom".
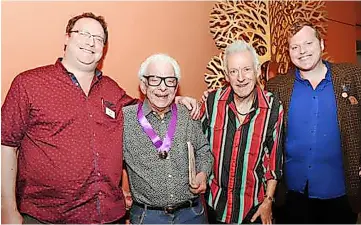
[{"left": 159, "top": 151, "right": 168, "bottom": 159}]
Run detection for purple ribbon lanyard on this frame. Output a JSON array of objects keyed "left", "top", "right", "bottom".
[{"left": 137, "top": 102, "right": 177, "bottom": 159}]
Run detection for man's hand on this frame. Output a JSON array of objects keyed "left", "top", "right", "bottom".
[
  {"left": 1, "top": 207, "right": 23, "bottom": 224},
  {"left": 189, "top": 172, "right": 207, "bottom": 194},
  {"left": 201, "top": 90, "right": 211, "bottom": 103},
  {"left": 251, "top": 199, "right": 273, "bottom": 224},
  {"left": 122, "top": 189, "right": 133, "bottom": 210},
  {"left": 175, "top": 96, "right": 201, "bottom": 120}
]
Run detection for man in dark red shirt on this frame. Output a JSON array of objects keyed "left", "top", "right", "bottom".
[{"left": 1, "top": 12, "right": 198, "bottom": 224}]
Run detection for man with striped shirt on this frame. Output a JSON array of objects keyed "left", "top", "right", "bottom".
[{"left": 202, "top": 40, "right": 284, "bottom": 224}]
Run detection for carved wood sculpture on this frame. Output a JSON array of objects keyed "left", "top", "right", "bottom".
[{"left": 205, "top": 0, "right": 328, "bottom": 90}]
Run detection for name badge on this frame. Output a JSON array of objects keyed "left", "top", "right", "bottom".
[{"left": 105, "top": 107, "right": 116, "bottom": 119}]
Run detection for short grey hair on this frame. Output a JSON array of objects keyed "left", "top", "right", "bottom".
[
  {"left": 138, "top": 53, "right": 181, "bottom": 80},
  {"left": 223, "top": 40, "right": 260, "bottom": 73}
]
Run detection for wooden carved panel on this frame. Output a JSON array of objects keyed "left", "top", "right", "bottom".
[
  {"left": 205, "top": 0, "right": 328, "bottom": 90},
  {"left": 270, "top": 1, "right": 328, "bottom": 74}
]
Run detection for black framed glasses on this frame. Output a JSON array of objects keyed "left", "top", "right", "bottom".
[
  {"left": 70, "top": 30, "right": 105, "bottom": 45},
  {"left": 143, "top": 75, "right": 178, "bottom": 87}
]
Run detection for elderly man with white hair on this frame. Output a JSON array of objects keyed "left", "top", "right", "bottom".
[
  {"left": 122, "top": 53, "right": 213, "bottom": 224},
  {"left": 202, "top": 40, "right": 284, "bottom": 224}
]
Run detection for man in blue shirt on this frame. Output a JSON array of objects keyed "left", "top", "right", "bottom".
[{"left": 267, "top": 20, "right": 361, "bottom": 223}]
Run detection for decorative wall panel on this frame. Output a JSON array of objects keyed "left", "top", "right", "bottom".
[{"left": 205, "top": 0, "right": 328, "bottom": 90}]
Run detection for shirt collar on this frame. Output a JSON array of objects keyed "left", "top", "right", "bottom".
[
  {"left": 295, "top": 60, "right": 331, "bottom": 82},
  {"left": 324, "top": 61, "right": 332, "bottom": 82},
  {"left": 223, "top": 85, "right": 270, "bottom": 110},
  {"left": 142, "top": 99, "right": 172, "bottom": 117},
  {"left": 55, "top": 58, "right": 103, "bottom": 80}
]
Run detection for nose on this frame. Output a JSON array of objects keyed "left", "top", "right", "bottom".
[
  {"left": 299, "top": 45, "right": 306, "bottom": 54},
  {"left": 237, "top": 71, "right": 246, "bottom": 82},
  {"left": 85, "top": 36, "right": 95, "bottom": 47},
  {"left": 158, "top": 80, "right": 167, "bottom": 91}
]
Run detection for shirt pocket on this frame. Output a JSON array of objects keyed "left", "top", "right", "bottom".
[{"left": 98, "top": 101, "right": 121, "bottom": 130}]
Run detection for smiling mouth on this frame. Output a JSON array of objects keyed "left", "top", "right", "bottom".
[
  {"left": 236, "top": 83, "right": 249, "bottom": 88},
  {"left": 80, "top": 47, "right": 94, "bottom": 54},
  {"left": 299, "top": 55, "right": 311, "bottom": 60},
  {"left": 155, "top": 94, "right": 169, "bottom": 99}
]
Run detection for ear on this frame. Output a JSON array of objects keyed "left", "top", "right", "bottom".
[
  {"left": 256, "top": 64, "right": 262, "bottom": 78},
  {"left": 174, "top": 84, "right": 179, "bottom": 93},
  {"left": 320, "top": 39, "right": 325, "bottom": 51},
  {"left": 224, "top": 72, "right": 230, "bottom": 82},
  {"left": 64, "top": 33, "right": 70, "bottom": 47},
  {"left": 140, "top": 78, "right": 147, "bottom": 95}
]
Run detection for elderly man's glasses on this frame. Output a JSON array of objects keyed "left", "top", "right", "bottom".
[
  {"left": 143, "top": 75, "right": 178, "bottom": 87},
  {"left": 70, "top": 30, "right": 105, "bottom": 45}
]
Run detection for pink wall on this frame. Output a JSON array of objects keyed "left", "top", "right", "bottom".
[
  {"left": 1, "top": 1, "right": 219, "bottom": 102},
  {"left": 2, "top": 2, "right": 361, "bottom": 103},
  {"left": 356, "top": 2, "right": 361, "bottom": 40},
  {"left": 324, "top": 1, "right": 359, "bottom": 63}
]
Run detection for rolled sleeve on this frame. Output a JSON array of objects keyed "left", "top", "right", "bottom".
[
  {"left": 265, "top": 101, "right": 284, "bottom": 181},
  {"left": 1, "top": 75, "right": 30, "bottom": 147}
]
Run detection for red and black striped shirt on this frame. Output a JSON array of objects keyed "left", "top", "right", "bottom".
[{"left": 202, "top": 85, "right": 284, "bottom": 223}]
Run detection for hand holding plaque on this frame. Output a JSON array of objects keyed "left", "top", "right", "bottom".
[{"left": 187, "top": 141, "right": 197, "bottom": 187}]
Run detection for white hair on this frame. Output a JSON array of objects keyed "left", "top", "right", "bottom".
[
  {"left": 138, "top": 53, "right": 181, "bottom": 80},
  {"left": 223, "top": 40, "right": 260, "bottom": 73}
]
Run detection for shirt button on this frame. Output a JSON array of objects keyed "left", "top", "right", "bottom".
[
  {"left": 99, "top": 191, "right": 102, "bottom": 195},
  {"left": 93, "top": 133, "right": 96, "bottom": 137},
  {"left": 96, "top": 152, "right": 99, "bottom": 156},
  {"left": 161, "top": 120, "right": 165, "bottom": 123},
  {"left": 97, "top": 172, "right": 101, "bottom": 176},
  {"left": 170, "top": 194, "right": 174, "bottom": 197},
  {"left": 89, "top": 114, "right": 93, "bottom": 118},
  {"left": 168, "top": 174, "right": 172, "bottom": 178},
  {"left": 309, "top": 165, "right": 312, "bottom": 169}
]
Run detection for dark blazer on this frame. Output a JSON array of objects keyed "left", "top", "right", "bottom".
[{"left": 266, "top": 63, "right": 361, "bottom": 213}]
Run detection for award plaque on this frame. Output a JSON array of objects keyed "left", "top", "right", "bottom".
[{"left": 187, "top": 141, "right": 197, "bottom": 187}]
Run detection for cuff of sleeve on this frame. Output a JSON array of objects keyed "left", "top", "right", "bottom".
[
  {"left": 265, "top": 170, "right": 282, "bottom": 181},
  {"left": 1, "top": 141, "right": 19, "bottom": 148}
]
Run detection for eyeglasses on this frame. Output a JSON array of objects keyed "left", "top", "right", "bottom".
[
  {"left": 70, "top": 30, "right": 105, "bottom": 45},
  {"left": 228, "top": 66, "right": 255, "bottom": 77},
  {"left": 143, "top": 75, "right": 178, "bottom": 87}
]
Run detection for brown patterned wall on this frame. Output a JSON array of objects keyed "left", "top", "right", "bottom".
[{"left": 205, "top": 0, "right": 328, "bottom": 90}]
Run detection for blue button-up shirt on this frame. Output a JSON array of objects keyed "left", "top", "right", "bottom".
[{"left": 285, "top": 62, "right": 346, "bottom": 199}]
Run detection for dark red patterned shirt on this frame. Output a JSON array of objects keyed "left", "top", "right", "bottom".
[{"left": 1, "top": 59, "right": 136, "bottom": 223}]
